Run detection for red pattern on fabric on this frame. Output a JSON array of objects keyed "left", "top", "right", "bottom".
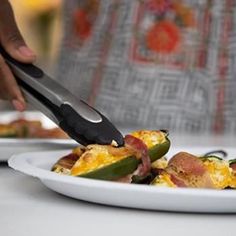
[
  {"left": 130, "top": 1, "right": 198, "bottom": 69},
  {"left": 146, "top": 20, "right": 181, "bottom": 53},
  {"left": 146, "top": 0, "right": 171, "bottom": 14},
  {"left": 88, "top": 0, "right": 119, "bottom": 106},
  {"left": 197, "top": 6, "right": 211, "bottom": 68},
  {"left": 66, "top": 0, "right": 99, "bottom": 48},
  {"left": 213, "top": 0, "right": 233, "bottom": 133},
  {"left": 73, "top": 9, "right": 92, "bottom": 40}
]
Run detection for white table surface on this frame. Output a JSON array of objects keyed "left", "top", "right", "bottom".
[{"left": 1, "top": 134, "right": 236, "bottom": 236}]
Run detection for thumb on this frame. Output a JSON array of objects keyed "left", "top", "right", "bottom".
[{"left": 0, "top": 1, "right": 36, "bottom": 63}]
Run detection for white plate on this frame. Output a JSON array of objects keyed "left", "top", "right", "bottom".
[
  {"left": 8, "top": 146, "right": 236, "bottom": 213},
  {"left": 0, "top": 111, "right": 77, "bottom": 161}
]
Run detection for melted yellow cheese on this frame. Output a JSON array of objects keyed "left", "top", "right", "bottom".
[
  {"left": 70, "top": 145, "right": 130, "bottom": 176},
  {"left": 152, "top": 173, "right": 176, "bottom": 188},
  {"left": 70, "top": 130, "right": 166, "bottom": 176},
  {"left": 72, "top": 147, "right": 85, "bottom": 156},
  {"left": 203, "top": 158, "right": 231, "bottom": 189},
  {"left": 151, "top": 156, "right": 168, "bottom": 169},
  {"left": 131, "top": 130, "right": 166, "bottom": 148},
  {"left": 52, "top": 165, "right": 71, "bottom": 175}
]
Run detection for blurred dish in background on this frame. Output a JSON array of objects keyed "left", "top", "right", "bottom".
[
  {"left": 0, "top": 111, "right": 76, "bottom": 162},
  {"left": 0, "top": 111, "right": 68, "bottom": 139}
]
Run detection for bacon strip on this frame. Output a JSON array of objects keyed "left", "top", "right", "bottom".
[
  {"left": 230, "top": 163, "right": 236, "bottom": 171},
  {"left": 124, "top": 134, "right": 151, "bottom": 176},
  {"left": 168, "top": 152, "right": 206, "bottom": 176},
  {"left": 169, "top": 174, "right": 187, "bottom": 187},
  {"left": 166, "top": 152, "right": 214, "bottom": 188},
  {"left": 54, "top": 153, "right": 80, "bottom": 170}
]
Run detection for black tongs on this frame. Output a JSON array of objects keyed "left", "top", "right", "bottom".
[{"left": 0, "top": 46, "right": 124, "bottom": 146}]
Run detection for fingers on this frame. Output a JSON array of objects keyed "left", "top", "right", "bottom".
[
  {"left": 0, "top": 0, "right": 36, "bottom": 111},
  {"left": 0, "top": 0, "right": 36, "bottom": 63},
  {"left": 0, "top": 54, "right": 26, "bottom": 111}
]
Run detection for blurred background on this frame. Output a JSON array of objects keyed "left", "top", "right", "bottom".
[{"left": 0, "top": 0, "right": 63, "bottom": 110}]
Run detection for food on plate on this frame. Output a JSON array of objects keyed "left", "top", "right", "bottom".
[
  {"left": 229, "top": 159, "right": 236, "bottom": 188},
  {"left": 51, "top": 130, "right": 235, "bottom": 189},
  {"left": 0, "top": 118, "right": 68, "bottom": 139},
  {"left": 52, "top": 152, "right": 82, "bottom": 175},
  {"left": 152, "top": 152, "right": 215, "bottom": 188},
  {"left": 152, "top": 153, "right": 236, "bottom": 189},
  {"left": 0, "top": 125, "right": 16, "bottom": 137},
  {"left": 52, "top": 130, "right": 170, "bottom": 181},
  {"left": 200, "top": 156, "right": 231, "bottom": 189}
]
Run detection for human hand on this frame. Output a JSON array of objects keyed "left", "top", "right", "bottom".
[{"left": 0, "top": 0, "right": 36, "bottom": 111}]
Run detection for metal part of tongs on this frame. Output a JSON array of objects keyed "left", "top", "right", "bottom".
[{"left": 0, "top": 45, "right": 124, "bottom": 146}]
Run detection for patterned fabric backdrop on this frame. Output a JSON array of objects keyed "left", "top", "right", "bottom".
[{"left": 57, "top": 0, "right": 236, "bottom": 134}]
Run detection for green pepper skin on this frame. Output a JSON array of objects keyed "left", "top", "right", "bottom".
[
  {"left": 199, "top": 155, "right": 223, "bottom": 161},
  {"left": 78, "top": 138, "right": 170, "bottom": 181},
  {"left": 229, "top": 159, "right": 236, "bottom": 165},
  {"left": 203, "top": 150, "right": 227, "bottom": 159}
]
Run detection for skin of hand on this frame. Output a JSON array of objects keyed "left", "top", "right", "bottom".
[{"left": 0, "top": 0, "right": 36, "bottom": 111}]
